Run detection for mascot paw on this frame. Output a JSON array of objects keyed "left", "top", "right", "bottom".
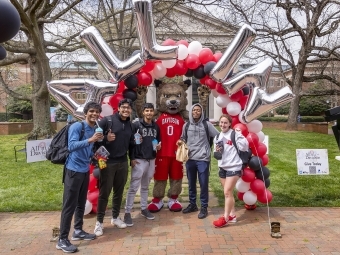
[
  {"left": 168, "top": 198, "right": 182, "bottom": 212},
  {"left": 148, "top": 198, "right": 164, "bottom": 213},
  {"left": 136, "top": 85, "right": 148, "bottom": 99},
  {"left": 198, "top": 85, "right": 211, "bottom": 99}
]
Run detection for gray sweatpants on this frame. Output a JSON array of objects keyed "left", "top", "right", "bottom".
[{"left": 125, "top": 158, "right": 155, "bottom": 212}]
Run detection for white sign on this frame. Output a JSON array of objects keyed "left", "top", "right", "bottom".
[
  {"left": 296, "top": 149, "right": 329, "bottom": 175},
  {"left": 26, "top": 139, "right": 52, "bottom": 163}
]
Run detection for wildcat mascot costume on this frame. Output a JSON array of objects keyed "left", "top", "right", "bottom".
[{"left": 135, "top": 80, "right": 210, "bottom": 212}]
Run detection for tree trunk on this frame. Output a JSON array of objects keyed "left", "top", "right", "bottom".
[{"left": 27, "top": 55, "right": 54, "bottom": 139}]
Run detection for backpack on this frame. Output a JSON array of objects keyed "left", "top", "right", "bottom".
[
  {"left": 184, "top": 118, "right": 214, "bottom": 148},
  {"left": 46, "top": 122, "right": 85, "bottom": 164},
  {"left": 215, "top": 130, "right": 250, "bottom": 169}
]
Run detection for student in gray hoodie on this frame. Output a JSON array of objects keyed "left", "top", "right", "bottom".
[{"left": 176, "top": 103, "right": 219, "bottom": 219}]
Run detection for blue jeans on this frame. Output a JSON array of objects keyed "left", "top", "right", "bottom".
[{"left": 186, "top": 160, "right": 210, "bottom": 208}]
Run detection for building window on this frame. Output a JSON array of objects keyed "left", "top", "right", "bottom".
[
  {"left": 269, "top": 79, "right": 274, "bottom": 87},
  {"left": 279, "top": 80, "right": 284, "bottom": 87}
]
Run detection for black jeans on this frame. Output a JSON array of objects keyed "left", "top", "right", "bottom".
[
  {"left": 59, "top": 169, "right": 89, "bottom": 239},
  {"left": 186, "top": 160, "right": 210, "bottom": 208},
  {"left": 96, "top": 161, "right": 128, "bottom": 222}
]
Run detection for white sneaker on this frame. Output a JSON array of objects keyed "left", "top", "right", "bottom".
[
  {"left": 111, "top": 217, "right": 127, "bottom": 229},
  {"left": 94, "top": 221, "right": 103, "bottom": 236}
]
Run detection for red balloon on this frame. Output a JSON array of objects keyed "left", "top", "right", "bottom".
[
  {"left": 166, "top": 67, "right": 177, "bottom": 78},
  {"left": 230, "top": 90, "right": 244, "bottom": 102},
  {"left": 257, "top": 189, "right": 273, "bottom": 204},
  {"left": 244, "top": 204, "right": 257, "bottom": 210},
  {"left": 88, "top": 175, "right": 97, "bottom": 192},
  {"left": 174, "top": 60, "right": 188, "bottom": 76},
  {"left": 242, "top": 168, "right": 256, "bottom": 182},
  {"left": 140, "top": 60, "right": 155, "bottom": 73},
  {"left": 233, "top": 123, "right": 248, "bottom": 137},
  {"left": 109, "top": 93, "right": 124, "bottom": 109},
  {"left": 250, "top": 179, "right": 265, "bottom": 195},
  {"left": 205, "top": 78, "right": 217, "bottom": 89},
  {"left": 239, "top": 95, "right": 249, "bottom": 110},
  {"left": 213, "top": 52, "right": 223, "bottom": 62},
  {"left": 199, "top": 76, "right": 208, "bottom": 85},
  {"left": 261, "top": 154, "right": 269, "bottom": 166},
  {"left": 231, "top": 115, "right": 240, "bottom": 128},
  {"left": 137, "top": 71, "right": 152, "bottom": 86},
  {"left": 185, "top": 54, "right": 201, "bottom": 69},
  {"left": 176, "top": 40, "right": 189, "bottom": 47},
  {"left": 215, "top": 83, "right": 226, "bottom": 94},
  {"left": 117, "top": 81, "right": 126, "bottom": 93},
  {"left": 87, "top": 190, "right": 99, "bottom": 204},
  {"left": 222, "top": 107, "right": 227, "bottom": 114},
  {"left": 89, "top": 164, "right": 95, "bottom": 175},
  {"left": 162, "top": 38, "right": 176, "bottom": 46},
  {"left": 237, "top": 192, "right": 244, "bottom": 201},
  {"left": 199, "top": 48, "right": 214, "bottom": 65},
  {"left": 246, "top": 132, "right": 259, "bottom": 149},
  {"left": 253, "top": 142, "right": 267, "bottom": 157}
]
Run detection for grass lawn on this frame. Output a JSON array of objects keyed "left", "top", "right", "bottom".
[
  {"left": 0, "top": 128, "right": 339, "bottom": 212},
  {"left": 210, "top": 128, "right": 340, "bottom": 207}
]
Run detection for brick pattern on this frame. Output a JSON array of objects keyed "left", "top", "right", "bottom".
[{"left": 1, "top": 207, "right": 340, "bottom": 254}]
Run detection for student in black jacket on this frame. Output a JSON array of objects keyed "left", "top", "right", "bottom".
[
  {"left": 94, "top": 98, "right": 135, "bottom": 236},
  {"left": 124, "top": 103, "right": 161, "bottom": 227}
]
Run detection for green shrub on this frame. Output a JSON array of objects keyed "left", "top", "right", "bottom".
[
  {"left": 8, "top": 118, "right": 32, "bottom": 123},
  {"left": 0, "top": 113, "right": 23, "bottom": 122}
]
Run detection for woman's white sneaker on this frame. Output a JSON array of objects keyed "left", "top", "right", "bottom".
[
  {"left": 94, "top": 221, "right": 104, "bottom": 236},
  {"left": 111, "top": 217, "right": 127, "bottom": 228}
]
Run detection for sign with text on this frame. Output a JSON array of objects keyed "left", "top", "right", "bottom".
[
  {"left": 296, "top": 149, "right": 329, "bottom": 175},
  {"left": 26, "top": 139, "right": 52, "bottom": 163}
]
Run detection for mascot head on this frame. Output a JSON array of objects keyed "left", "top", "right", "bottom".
[{"left": 155, "top": 79, "right": 191, "bottom": 115}]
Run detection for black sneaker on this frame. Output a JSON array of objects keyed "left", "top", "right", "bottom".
[
  {"left": 71, "top": 230, "right": 96, "bottom": 241},
  {"left": 198, "top": 207, "right": 208, "bottom": 219},
  {"left": 56, "top": 238, "right": 78, "bottom": 253},
  {"left": 182, "top": 204, "right": 198, "bottom": 214}
]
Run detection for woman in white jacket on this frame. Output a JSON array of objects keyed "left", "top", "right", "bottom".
[{"left": 213, "top": 114, "right": 249, "bottom": 228}]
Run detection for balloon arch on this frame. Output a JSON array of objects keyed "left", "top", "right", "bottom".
[{"left": 47, "top": 0, "right": 294, "bottom": 213}]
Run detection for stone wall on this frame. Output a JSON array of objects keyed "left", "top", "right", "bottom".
[{"left": 0, "top": 122, "right": 66, "bottom": 135}]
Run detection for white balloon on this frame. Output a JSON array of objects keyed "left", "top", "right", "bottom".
[
  {"left": 238, "top": 110, "right": 247, "bottom": 124},
  {"left": 247, "top": 120, "right": 263, "bottom": 133},
  {"left": 211, "top": 89, "right": 219, "bottom": 98},
  {"left": 153, "top": 62, "right": 166, "bottom": 78},
  {"left": 226, "top": 101, "right": 241, "bottom": 116},
  {"left": 102, "top": 96, "right": 110, "bottom": 104},
  {"left": 101, "top": 104, "right": 113, "bottom": 117},
  {"left": 178, "top": 44, "right": 188, "bottom": 60},
  {"left": 243, "top": 190, "right": 257, "bottom": 205},
  {"left": 161, "top": 59, "right": 176, "bottom": 68},
  {"left": 188, "top": 41, "right": 202, "bottom": 56},
  {"left": 256, "top": 131, "right": 265, "bottom": 143},
  {"left": 216, "top": 94, "right": 232, "bottom": 108},
  {"left": 235, "top": 178, "right": 250, "bottom": 193},
  {"left": 84, "top": 200, "right": 92, "bottom": 215}
]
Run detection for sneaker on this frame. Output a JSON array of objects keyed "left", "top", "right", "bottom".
[
  {"left": 71, "top": 229, "right": 96, "bottom": 241},
  {"left": 141, "top": 209, "right": 155, "bottom": 220},
  {"left": 213, "top": 216, "right": 228, "bottom": 228},
  {"left": 198, "top": 207, "right": 208, "bottom": 219},
  {"left": 56, "top": 238, "right": 78, "bottom": 253},
  {"left": 124, "top": 213, "right": 134, "bottom": 227},
  {"left": 111, "top": 217, "right": 127, "bottom": 229},
  {"left": 182, "top": 203, "right": 198, "bottom": 214},
  {"left": 229, "top": 215, "right": 237, "bottom": 223},
  {"left": 94, "top": 221, "right": 103, "bottom": 237}
]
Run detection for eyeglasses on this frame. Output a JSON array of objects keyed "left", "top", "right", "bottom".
[{"left": 120, "top": 106, "right": 132, "bottom": 110}]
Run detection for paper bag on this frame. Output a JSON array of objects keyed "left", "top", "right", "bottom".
[{"left": 176, "top": 143, "right": 189, "bottom": 162}]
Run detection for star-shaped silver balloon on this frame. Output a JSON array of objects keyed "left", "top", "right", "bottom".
[{"left": 47, "top": 79, "right": 117, "bottom": 120}]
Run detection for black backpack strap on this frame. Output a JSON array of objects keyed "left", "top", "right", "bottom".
[
  {"left": 230, "top": 130, "right": 240, "bottom": 155},
  {"left": 202, "top": 119, "right": 210, "bottom": 141}
]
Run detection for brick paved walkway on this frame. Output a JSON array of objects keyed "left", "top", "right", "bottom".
[{"left": 1, "top": 207, "right": 340, "bottom": 255}]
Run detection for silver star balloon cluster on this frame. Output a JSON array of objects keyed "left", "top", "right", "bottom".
[{"left": 47, "top": 0, "right": 294, "bottom": 121}]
